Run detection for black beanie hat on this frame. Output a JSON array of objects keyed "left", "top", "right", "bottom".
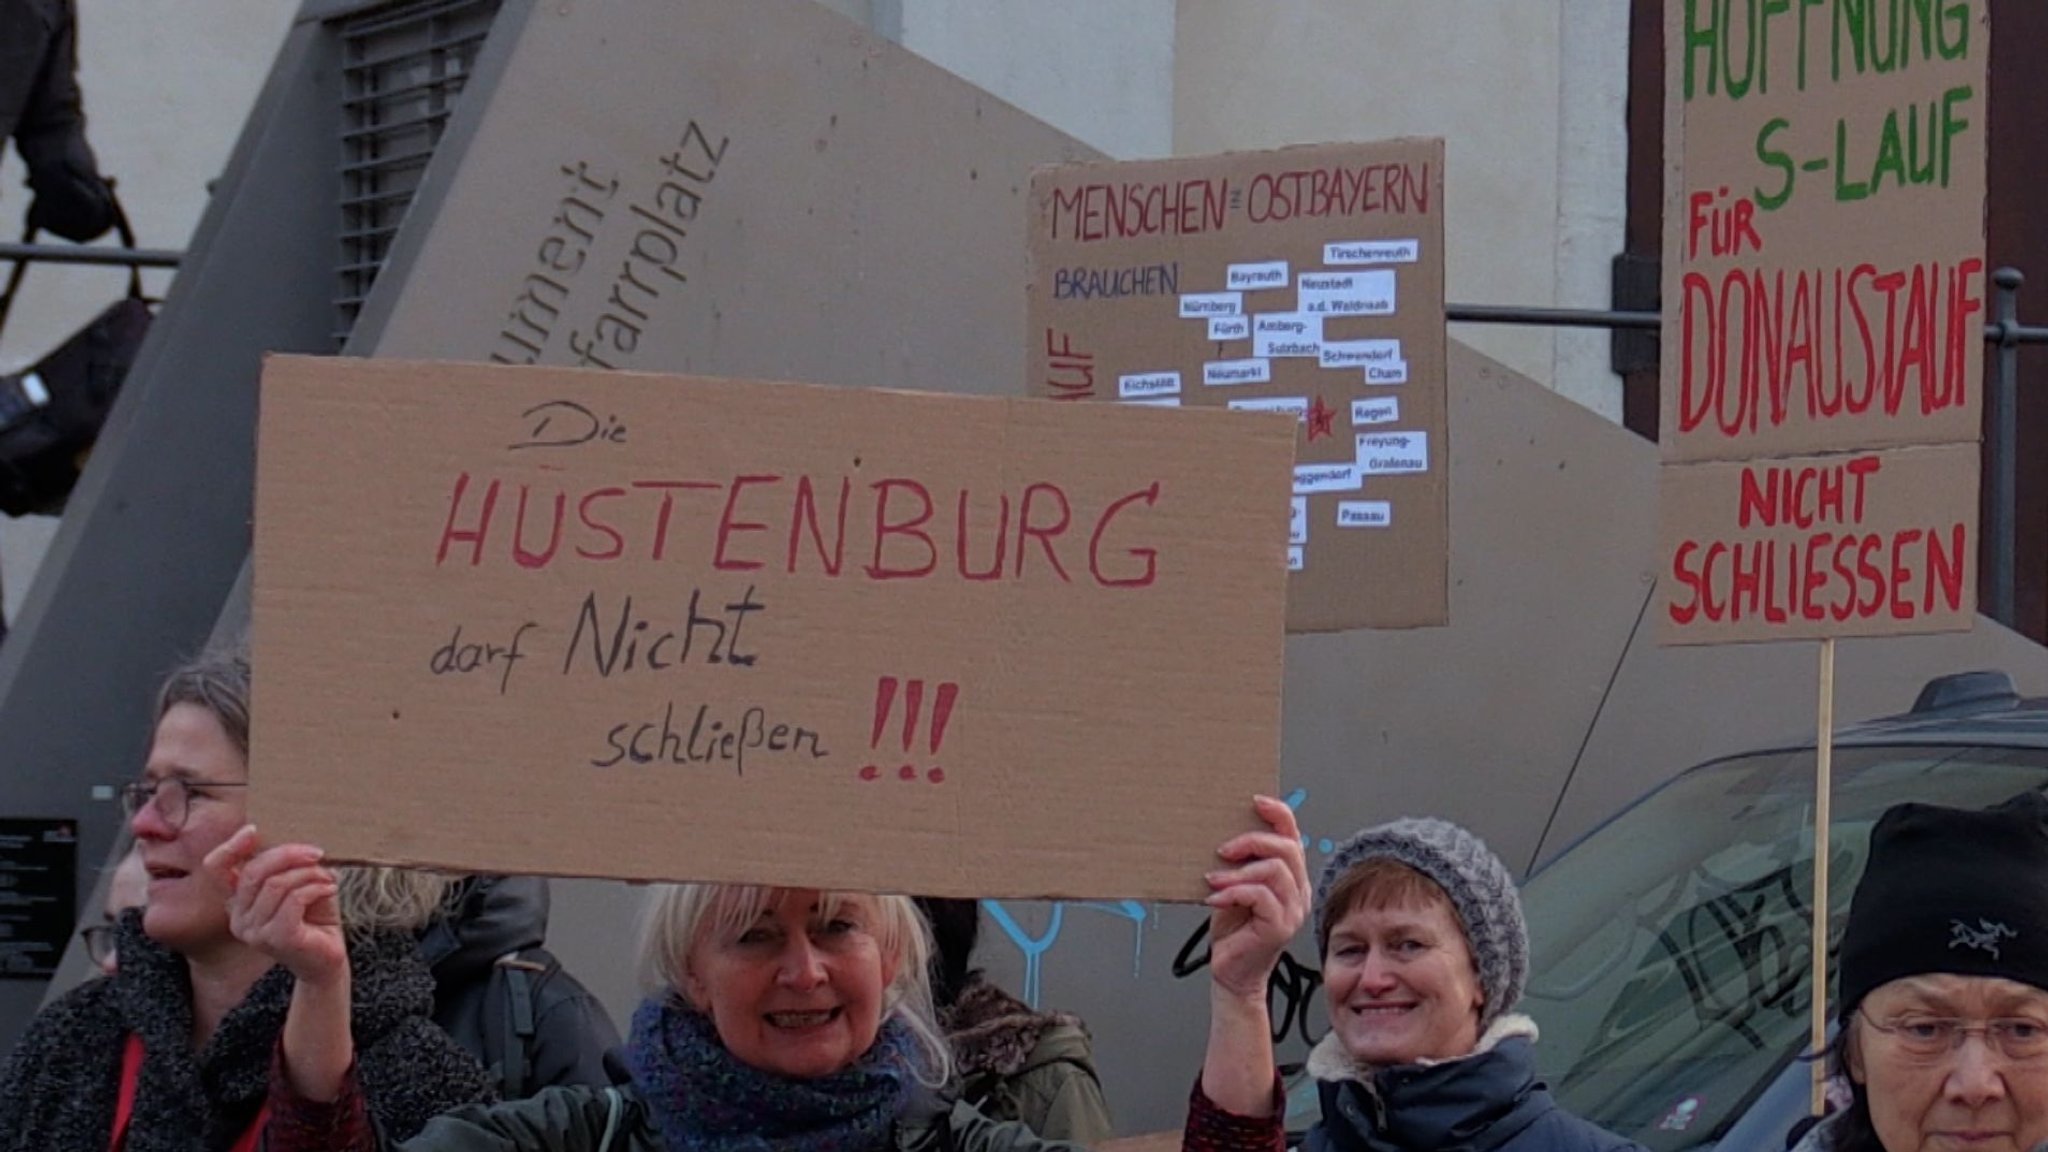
[{"left": 1838, "top": 791, "right": 2048, "bottom": 1022}]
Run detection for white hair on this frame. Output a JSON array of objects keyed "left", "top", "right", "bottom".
[{"left": 636, "top": 883, "right": 951, "bottom": 1087}]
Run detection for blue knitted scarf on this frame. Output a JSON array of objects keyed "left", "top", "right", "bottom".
[{"left": 625, "top": 997, "right": 917, "bottom": 1152}]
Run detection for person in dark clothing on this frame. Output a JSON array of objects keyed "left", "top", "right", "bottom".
[
  {"left": 0, "top": 0, "right": 119, "bottom": 648},
  {"left": 1793, "top": 794, "right": 2048, "bottom": 1152},
  {"left": 419, "top": 874, "right": 622, "bottom": 1098},
  {"left": 0, "top": 0, "right": 117, "bottom": 241},
  {"left": 914, "top": 897, "right": 1113, "bottom": 1143}
]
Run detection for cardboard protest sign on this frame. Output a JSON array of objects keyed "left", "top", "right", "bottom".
[
  {"left": 1657, "top": 0, "right": 1987, "bottom": 643},
  {"left": 249, "top": 356, "right": 1292, "bottom": 900},
  {"left": 1026, "top": 139, "right": 1448, "bottom": 633},
  {"left": 1661, "top": 442, "right": 1978, "bottom": 643}
]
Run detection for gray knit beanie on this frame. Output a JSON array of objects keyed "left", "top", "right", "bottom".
[{"left": 1313, "top": 817, "right": 1529, "bottom": 1031}]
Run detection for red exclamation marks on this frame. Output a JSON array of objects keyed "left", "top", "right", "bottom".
[
  {"left": 860, "top": 676, "right": 957, "bottom": 783},
  {"left": 861, "top": 677, "right": 897, "bottom": 781},
  {"left": 897, "top": 680, "right": 924, "bottom": 779},
  {"left": 926, "top": 682, "right": 957, "bottom": 784}
]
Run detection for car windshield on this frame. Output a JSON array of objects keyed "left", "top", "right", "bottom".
[{"left": 1521, "top": 741, "right": 2048, "bottom": 1151}]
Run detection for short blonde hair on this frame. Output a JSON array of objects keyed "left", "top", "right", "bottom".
[
  {"left": 636, "top": 883, "right": 950, "bottom": 1086},
  {"left": 335, "top": 867, "right": 456, "bottom": 937}
]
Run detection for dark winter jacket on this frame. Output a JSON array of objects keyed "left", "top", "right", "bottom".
[
  {"left": 0, "top": 909, "right": 491, "bottom": 1151},
  {"left": 1788, "top": 1115, "right": 1833, "bottom": 1152},
  {"left": 942, "top": 974, "right": 1113, "bottom": 1144},
  {"left": 0, "top": 0, "right": 115, "bottom": 240},
  {"left": 421, "top": 876, "right": 621, "bottom": 1098},
  {"left": 265, "top": 1072, "right": 1080, "bottom": 1152},
  {"left": 1302, "top": 1017, "right": 1645, "bottom": 1152},
  {"left": 385, "top": 1083, "right": 1078, "bottom": 1152},
  {"left": 1789, "top": 1112, "right": 1881, "bottom": 1152}
]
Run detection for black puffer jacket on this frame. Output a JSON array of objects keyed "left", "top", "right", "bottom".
[
  {"left": 420, "top": 876, "right": 621, "bottom": 1098},
  {"left": 1301, "top": 1019, "right": 1645, "bottom": 1152},
  {"left": 0, "top": 909, "right": 490, "bottom": 1151},
  {"left": 384, "top": 1083, "right": 1076, "bottom": 1152}
]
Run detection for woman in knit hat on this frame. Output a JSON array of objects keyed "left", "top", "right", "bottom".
[
  {"left": 1185, "top": 814, "right": 1643, "bottom": 1152},
  {"left": 1794, "top": 792, "right": 2048, "bottom": 1152}
]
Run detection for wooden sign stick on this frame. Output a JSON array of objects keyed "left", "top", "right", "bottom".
[{"left": 1810, "top": 636, "right": 1837, "bottom": 1116}]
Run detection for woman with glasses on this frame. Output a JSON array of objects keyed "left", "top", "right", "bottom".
[
  {"left": 0, "top": 646, "right": 489, "bottom": 1151},
  {"left": 80, "top": 843, "right": 149, "bottom": 975},
  {"left": 1795, "top": 793, "right": 2048, "bottom": 1152}
]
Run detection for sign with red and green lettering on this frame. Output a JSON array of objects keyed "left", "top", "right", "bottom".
[{"left": 1657, "top": 0, "right": 1988, "bottom": 644}]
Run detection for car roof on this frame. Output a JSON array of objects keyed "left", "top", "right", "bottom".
[
  {"left": 1530, "top": 671, "right": 2048, "bottom": 875},
  {"left": 1715, "top": 670, "right": 2048, "bottom": 760}
]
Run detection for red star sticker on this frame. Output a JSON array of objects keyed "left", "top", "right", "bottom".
[{"left": 1305, "top": 395, "right": 1337, "bottom": 441}]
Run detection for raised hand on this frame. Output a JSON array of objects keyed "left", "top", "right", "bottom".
[
  {"left": 205, "top": 825, "right": 347, "bottom": 988},
  {"left": 1198, "top": 794, "right": 1311, "bottom": 1117},
  {"left": 1204, "top": 794, "right": 1311, "bottom": 1002}
]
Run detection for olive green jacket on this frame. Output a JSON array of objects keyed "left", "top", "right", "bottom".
[{"left": 960, "top": 1021, "right": 1114, "bottom": 1146}]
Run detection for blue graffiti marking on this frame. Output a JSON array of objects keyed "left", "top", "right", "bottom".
[
  {"left": 979, "top": 786, "right": 1333, "bottom": 1007},
  {"left": 981, "top": 901, "right": 1062, "bottom": 1007},
  {"left": 980, "top": 898, "right": 1152, "bottom": 1006}
]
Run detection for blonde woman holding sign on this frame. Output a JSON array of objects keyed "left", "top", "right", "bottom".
[
  {"left": 238, "top": 799, "right": 1310, "bottom": 1152},
  {"left": 238, "top": 865, "right": 1064, "bottom": 1152},
  {"left": 241, "top": 873, "right": 1073, "bottom": 1139}
]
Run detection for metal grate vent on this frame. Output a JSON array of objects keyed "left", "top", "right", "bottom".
[{"left": 335, "top": 0, "right": 501, "bottom": 345}]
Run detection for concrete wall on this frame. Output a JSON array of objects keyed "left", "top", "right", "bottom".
[
  {"left": 880, "top": 0, "right": 1632, "bottom": 414},
  {"left": 889, "top": 0, "right": 1175, "bottom": 160},
  {"left": 0, "top": 1, "right": 293, "bottom": 621},
  {"left": 813, "top": 0, "right": 1175, "bottom": 159},
  {"left": 1554, "top": 2, "right": 1632, "bottom": 420},
  {"left": 1172, "top": 1, "right": 1629, "bottom": 418}
]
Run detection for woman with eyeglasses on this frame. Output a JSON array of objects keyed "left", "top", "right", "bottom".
[
  {"left": 0, "top": 646, "right": 490, "bottom": 1151},
  {"left": 80, "top": 843, "right": 150, "bottom": 975},
  {"left": 1794, "top": 793, "right": 2048, "bottom": 1152}
]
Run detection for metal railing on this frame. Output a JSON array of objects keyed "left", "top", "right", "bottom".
[
  {"left": 1447, "top": 268, "right": 2048, "bottom": 630},
  {"left": 0, "top": 243, "right": 182, "bottom": 269},
  {"left": 4, "top": 244, "right": 2043, "bottom": 626}
]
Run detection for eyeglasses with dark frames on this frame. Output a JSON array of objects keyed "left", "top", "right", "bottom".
[
  {"left": 79, "top": 923, "right": 117, "bottom": 969},
  {"left": 1857, "top": 1010, "right": 2048, "bottom": 1062},
  {"left": 118, "top": 777, "right": 249, "bottom": 830}
]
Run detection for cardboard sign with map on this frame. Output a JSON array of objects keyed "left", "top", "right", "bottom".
[
  {"left": 249, "top": 356, "right": 1293, "bottom": 900},
  {"left": 1028, "top": 139, "right": 1449, "bottom": 633},
  {"left": 1656, "top": 0, "right": 1988, "bottom": 644}
]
